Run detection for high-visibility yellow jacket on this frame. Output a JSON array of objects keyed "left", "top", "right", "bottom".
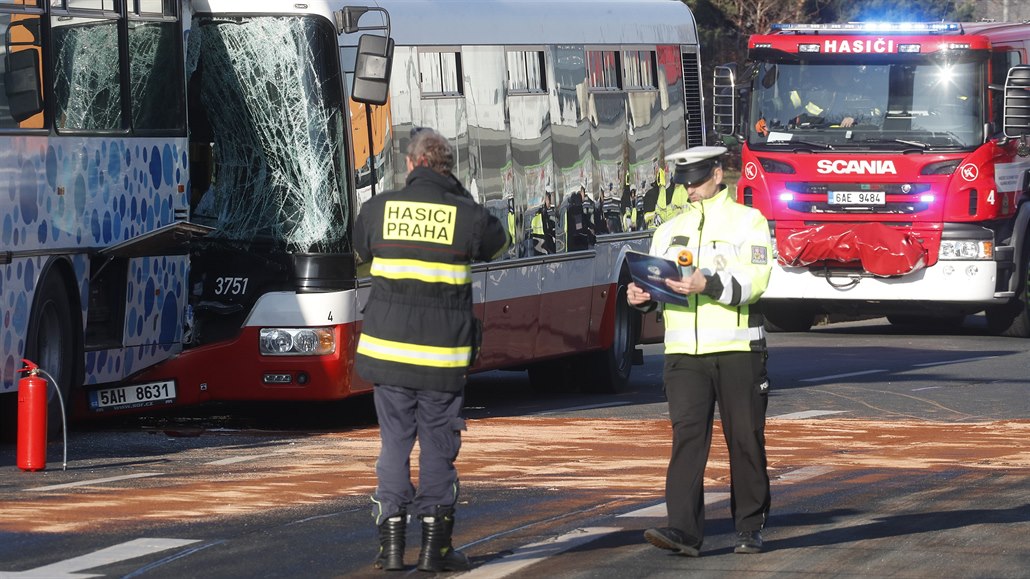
[
  {"left": 353, "top": 167, "right": 510, "bottom": 391},
  {"left": 648, "top": 186, "right": 772, "bottom": 355}
]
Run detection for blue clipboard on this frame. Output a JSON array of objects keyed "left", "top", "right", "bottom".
[{"left": 625, "top": 250, "right": 690, "bottom": 306}]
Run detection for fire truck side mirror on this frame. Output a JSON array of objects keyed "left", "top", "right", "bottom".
[
  {"left": 1003, "top": 65, "right": 1030, "bottom": 139},
  {"left": 712, "top": 64, "right": 740, "bottom": 141}
]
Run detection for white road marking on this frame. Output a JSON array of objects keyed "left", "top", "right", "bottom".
[
  {"left": 456, "top": 527, "right": 619, "bottom": 579},
  {"left": 772, "top": 410, "right": 849, "bottom": 420},
  {"left": 24, "top": 473, "right": 162, "bottom": 492},
  {"left": 774, "top": 465, "right": 834, "bottom": 482},
  {"left": 617, "top": 465, "right": 833, "bottom": 521},
  {"left": 617, "top": 492, "right": 730, "bottom": 518},
  {"left": 911, "top": 355, "right": 998, "bottom": 367},
  {"left": 799, "top": 369, "right": 887, "bottom": 383},
  {"left": 0, "top": 538, "right": 198, "bottom": 578}
]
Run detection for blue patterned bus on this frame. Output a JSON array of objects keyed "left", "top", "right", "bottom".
[{"left": 0, "top": 0, "right": 192, "bottom": 435}]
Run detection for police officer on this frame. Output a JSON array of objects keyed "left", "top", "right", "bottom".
[
  {"left": 627, "top": 145, "right": 773, "bottom": 557},
  {"left": 353, "top": 127, "right": 509, "bottom": 572}
]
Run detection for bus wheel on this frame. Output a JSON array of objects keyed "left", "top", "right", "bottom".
[
  {"left": 581, "top": 282, "right": 637, "bottom": 394},
  {"left": 24, "top": 272, "right": 77, "bottom": 439},
  {"left": 763, "top": 305, "right": 814, "bottom": 333}
]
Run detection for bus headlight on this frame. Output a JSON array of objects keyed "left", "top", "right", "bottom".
[
  {"left": 939, "top": 240, "right": 992, "bottom": 260},
  {"left": 260, "top": 327, "right": 336, "bottom": 355}
]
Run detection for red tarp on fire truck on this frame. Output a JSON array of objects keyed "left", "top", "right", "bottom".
[{"left": 777, "top": 223, "right": 927, "bottom": 276}]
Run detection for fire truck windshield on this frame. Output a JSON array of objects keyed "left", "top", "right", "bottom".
[{"left": 747, "top": 61, "right": 983, "bottom": 151}]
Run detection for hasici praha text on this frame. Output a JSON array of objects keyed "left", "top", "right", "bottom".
[{"left": 383, "top": 201, "right": 456, "bottom": 244}]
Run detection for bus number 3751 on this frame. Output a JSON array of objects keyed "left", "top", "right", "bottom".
[{"left": 214, "top": 277, "right": 249, "bottom": 296}]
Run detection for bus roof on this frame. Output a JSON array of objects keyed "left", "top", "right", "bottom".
[{"left": 190, "top": 0, "right": 699, "bottom": 46}]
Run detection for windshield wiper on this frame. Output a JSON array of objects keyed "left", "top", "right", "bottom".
[
  {"left": 860, "top": 138, "right": 930, "bottom": 151},
  {"left": 891, "top": 138, "right": 930, "bottom": 150},
  {"left": 764, "top": 139, "right": 835, "bottom": 151}
]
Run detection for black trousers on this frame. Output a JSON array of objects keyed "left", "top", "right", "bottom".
[
  {"left": 372, "top": 384, "right": 465, "bottom": 524},
  {"left": 663, "top": 351, "right": 770, "bottom": 546}
]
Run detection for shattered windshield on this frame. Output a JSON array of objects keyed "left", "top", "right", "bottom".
[
  {"left": 187, "top": 16, "right": 349, "bottom": 253},
  {"left": 747, "top": 60, "right": 984, "bottom": 150}
]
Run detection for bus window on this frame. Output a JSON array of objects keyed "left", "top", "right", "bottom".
[
  {"left": 52, "top": 15, "right": 123, "bottom": 131},
  {"left": 129, "top": 18, "right": 185, "bottom": 131}
]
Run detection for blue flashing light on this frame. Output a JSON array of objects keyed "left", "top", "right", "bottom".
[{"left": 771, "top": 22, "right": 960, "bottom": 35}]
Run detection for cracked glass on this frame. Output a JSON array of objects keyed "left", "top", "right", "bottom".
[{"left": 188, "top": 16, "right": 350, "bottom": 253}]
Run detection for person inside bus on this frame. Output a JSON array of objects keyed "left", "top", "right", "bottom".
[
  {"left": 353, "top": 126, "right": 509, "bottom": 573},
  {"left": 627, "top": 145, "right": 772, "bottom": 559}
]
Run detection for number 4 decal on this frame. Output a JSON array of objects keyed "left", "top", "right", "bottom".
[
  {"left": 328, "top": 311, "right": 333, "bottom": 321},
  {"left": 987, "top": 190, "right": 996, "bottom": 205}
]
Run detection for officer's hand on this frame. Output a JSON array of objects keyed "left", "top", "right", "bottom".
[
  {"left": 840, "top": 116, "right": 856, "bottom": 127},
  {"left": 627, "top": 282, "right": 651, "bottom": 305},
  {"left": 665, "top": 268, "right": 707, "bottom": 296}
]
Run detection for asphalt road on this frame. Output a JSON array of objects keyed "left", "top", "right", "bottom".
[{"left": 1, "top": 315, "right": 1028, "bottom": 578}]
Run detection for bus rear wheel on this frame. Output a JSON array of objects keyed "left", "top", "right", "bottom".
[
  {"left": 24, "top": 272, "right": 78, "bottom": 439},
  {"left": 580, "top": 282, "right": 637, "bottom": 394}
]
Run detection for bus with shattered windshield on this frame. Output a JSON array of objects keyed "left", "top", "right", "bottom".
[
  {"left": 0, "top": 0, "right": 194, "bottom": 434},
  {"left": 74, "top": 0, "right": 707, "bottom": 417}
]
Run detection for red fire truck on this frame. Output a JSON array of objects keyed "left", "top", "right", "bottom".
[{"left": 713, "top": 22, "right": 1030, "bottom": 334}]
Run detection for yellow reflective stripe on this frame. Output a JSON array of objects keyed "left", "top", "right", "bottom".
[
  {"left": 357, "top": 334, "right": 471, "bottom": 368},
  {"left": 370, "top": 257, "right": 471, "bottom": 284}
]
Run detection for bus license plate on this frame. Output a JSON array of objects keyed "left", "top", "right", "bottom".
[
  {"left": 828, "top": 191, "right": 884, "bottom": 205},
  {"left": 89, "top": 380, "right": 176, "bottom": 411}
]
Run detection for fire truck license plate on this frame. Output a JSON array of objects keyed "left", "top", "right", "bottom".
[
  {"left": 829, "top": 191, "right": 884, "bottom": 205},
  {"left": 89, "top": 380, "right": 176, "bottom": 410}
]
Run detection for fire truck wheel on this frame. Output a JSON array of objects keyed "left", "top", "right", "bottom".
[
  {"left": 763, "top": 305, "right": 814, "bottom": 333},
  {"left": 24, "top": 270, "right": 79, "bottom": 440},
  {"left": 986, "top": 297, "right": 1030, "bottom": 337},
  {"left": 987, "top": 247, "right": 1030, "bottom": 337},
  {"left": 887, "top": 314, "right": 966, "bottom": 331}
]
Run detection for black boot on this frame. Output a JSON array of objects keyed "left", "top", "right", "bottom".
[
  {"left": 417, "top": 507, "right": 470, "bottom": 572},
  {"left": 374, "top": 513, "right": 406, "bottom": 571}
]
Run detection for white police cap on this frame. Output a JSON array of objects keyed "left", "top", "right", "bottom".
[{"left": 666, "top": 146, "right": 727, "bottom": 186}]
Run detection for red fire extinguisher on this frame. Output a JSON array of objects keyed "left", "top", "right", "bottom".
[{"left": 17, "top": 359, "right": 48, "bottom": 472}]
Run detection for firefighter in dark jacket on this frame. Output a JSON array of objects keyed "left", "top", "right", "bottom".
[{"left": 353, "top": 127, "right": 509, "bottom": 572}]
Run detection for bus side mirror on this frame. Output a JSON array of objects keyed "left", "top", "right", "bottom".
[
  {"left": 4, "top": 19, "right": 43, "bottom": 123},
  {"left": 1003, "top": 65, "right": 1030, "bottom": 138},
  {"left": 351, "top": 33, "right": 393, "bottom": 106},
  {"left": 4, "top": 48, "right": 43, "bottom": 123},
  {"left": 712, "top": 63, "right": 739, "bottom": 140}
]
